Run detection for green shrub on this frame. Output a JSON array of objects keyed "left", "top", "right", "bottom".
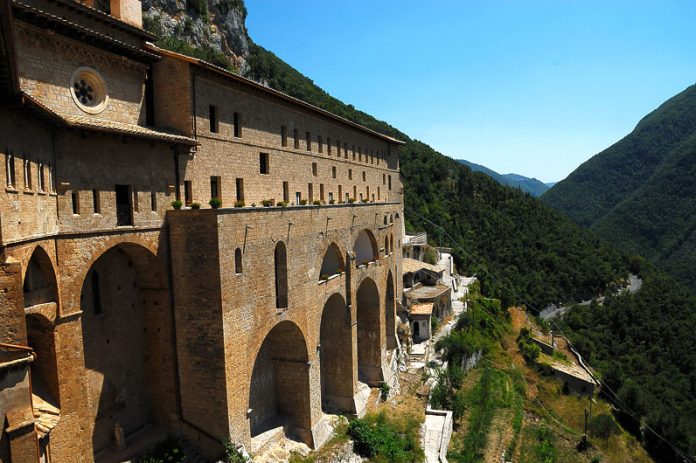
[
  {"left": 347, "top": 411, "right": 424, "bottom": 462},
  {"left": 299, "top": 199, "right": 308, "bottom": 205},
  {"left": 223, "top": 440, "right": 248, "bottom": 463},
  {"left": 423, "top": 247, "right": 438, "bottom": 265},
  {"left": 135, "top": 436, "right": 187, "bottom": 462},
  {"left": 313, "top": 199, "right": 322, "bottom": 205},
  {"left": 329, "top": 199, "right": 335, "bottom": 204},
  {"left": 278, "top": 200, "right": 288, "bottom": 207},
  {"left": 348, "top": 198, "right": 356, "bottom": 203},
  {"left": 171, "top": 199, "right": 183, "bottom": 210},
  {"left": 234, "top": 200, "right": 245, "bottom": 208},
  {"left": 261, "top": 199, "right": 273, "bottom": 207},
  {"left": 380, "top": 382, "right": 390, "bottom": 401},
  {"left": 190, "top": 202, "right": 201, "bottom": 209},
  {"left": 209, "top": 198, "right": 222, "bottom": 209},
  {"left": 589, "top": 413, "right": 619, "bottom": 439}
]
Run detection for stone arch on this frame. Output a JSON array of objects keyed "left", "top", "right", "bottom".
[
  {"left": 353, "top": 229, "right": 378, "bottom": 267},
  {"left": 319, "top": 293, "right": 353, "bottom": 413},
  {"left": 275, "top": 241, "right": 288, "bottom": 308},
  {"left": 80, "top": 242, "right": 173, "bottom": 455},
  {"left": 235, "top": 248, "right": 243, "bottom": 274},
  {"left": 22, "top": 246, "right": 57, "bottom": 308},
  {"left": 386, "top": 271, "right": 397, "bottom": 350},
  {"left": 249, "top": 320, "right": 311, "bottom": 440},
  {"left": 389, "top": 214, "right": 393, "bottom": 224},
  {"left": 319, "top": 242, "right": 345, "bottom": 281},
  {"left": 356, "top": 277, "right": 382, "bottom": 384}
]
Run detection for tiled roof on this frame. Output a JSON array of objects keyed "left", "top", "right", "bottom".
[
  {"left": 402, "top": 257, "right": 445, "bottom": 275},
  {"left": 22, "top": 93, "right": 198, "bottom": 146}
]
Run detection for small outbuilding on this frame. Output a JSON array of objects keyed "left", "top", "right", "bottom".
[{"left": 410, "top": 303, "right": 433, "bottom": 342}]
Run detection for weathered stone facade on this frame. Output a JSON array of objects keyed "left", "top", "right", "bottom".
[{"left": 0, "top": 0, "right": 404, "bottom": 461}]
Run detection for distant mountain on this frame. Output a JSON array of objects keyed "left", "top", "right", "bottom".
[
  {"left": 457, "top": 159, "right": 550, "bottom": 196},
  {"left": 545, "top": 181, "right": 557, "bottom": 188},
  {"left": 542, "top": 83, "right": 696, "bottom": 288}
]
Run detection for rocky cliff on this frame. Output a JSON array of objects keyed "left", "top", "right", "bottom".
[{"left": 142, "top": 0, "right": 250, "bottom": 72}]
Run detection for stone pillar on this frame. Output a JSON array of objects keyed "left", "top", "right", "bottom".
[{"left": 110, "top": 0, "right": 143, "bottom": 28}]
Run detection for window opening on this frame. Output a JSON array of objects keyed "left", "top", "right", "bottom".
[
  {"left": 235, "top": 248, "right": 243, "bottom": 274},
  {"left": 233, "top": 112, "right": 241, "bottom": 138},
  {"left": 116, "top": 184, "right": 133, "bottom": 226},
  {"left": 236, "top": 178, "right": 244, "bottom": 201},
  {"left": 209, "top": 105, "right": 218, "bottom": 133},
  {"left": 184, "top": 180, "right": 193, "bottom": 206},
  {"left": 93, "top": 189, "right": 100, "bottom": 213},
  {"left": 260, "top": 153, "right": 269, "bottom": 174}
]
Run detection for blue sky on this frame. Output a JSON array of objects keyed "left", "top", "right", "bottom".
[{"left": 245, "top": 1, "right": 696, "bottom": 182}]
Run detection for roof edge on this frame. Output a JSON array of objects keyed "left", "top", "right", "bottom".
[{"left": 146, "top": 43, "right": 406, "bottom": 146}]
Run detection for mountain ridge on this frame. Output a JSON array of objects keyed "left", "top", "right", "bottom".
[{"left": 456, "top": 159, "right": 550, "bottom": 196}]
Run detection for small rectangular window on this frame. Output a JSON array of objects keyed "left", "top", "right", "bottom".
[
  {"left": 132, "top": 189, "right": 139, "bottom": 213},
  {"left": 320, "top": 184, "right": 324, "bottom": 201},
  {"left": 344, "top": 143, "right": 348, "bottom": 159},
  {"left": 338, "top": 185, "right": 342, "bottom": 200},
  {"left": 383, "top": 173, "right": 386, "bottom": 185},
  {"left": 23, "top": 157, "right": 31, "bottom": 190},
  {"left": 71, "top": 191, "right": 79, "bottom": 215},
  {"left": 312, "top": 162, "right": 318, "bottom": 176},
  {"left": 6, "top": 153, "right": 15, "bottom": 188},
  {"left": 388, "top": 175, "right": 392, "bottom": 190},
  {"left": 332, "top": 166, "right": 337, "bottom": 178},
  {"left": 236, "top": 178, "right": 244, "bottom": 201},
  {"left": 308, "top": 183, "right": 313, "bottom": 201},
  {"left": 366, "top": 185, "right": 370, "bottom": 199},
  {"left": 116, "top": 184, "right": 133, "bottom": 226},
  {"left": 358, "top": 147, "right": 362, "bottom": 162},
  {"left": 294, "top": 129, "right": 300, "bottom": 149},
  {"left": 327, "top": 137, "right": 332, "bottom": 155},
  {"left": 233, "top": 112, "right": 241, "bottom": 138},
  {"left": 260, "top": 152, "right": 269, "bottom": 174},
  {"left": 353, "top": 185, "right": 357, "bottom": 200},
  {"left": 184, "top": 180, "right": 193, "bottom": 206},
  {"left": 352, "top": 145, "right": 356, "bottom": 160},
  {"left": 48, "top": 163, "right": 54, "bottom": 192},
  {"left": 281, "top": 125, "right": 287, "bottom": 147},
  {"left": 362, "top": 171, "right": 366, "bottom": 182},
  {"left": 209, "top": 105, "right": 218, "bottom": 133},
  {"left": 318, "top": 135, "right": 323, "bottom": 153},
  {"left": 328, "top": 191, "right": 334, "bottom": 202},
  {"left": 348, "top": 169, "right": 352, "bottom": 180},
  {"left": 211, "top": 176, "right": 221, "bottom": 202},
  {"left": 337, "top": 139, "right": 341, "bottom": 156},
  {"left": 38, "top": 162, "right": 45, "bottom": 192},
  {"left": 306, "top": 131, "right": 311, "bottom": 151},
  {"left": 295, "top": 191, "right": 301, "bottom": 205},
  {"left": 378, "top": 187, "right": 381, "bottom": 200},
  {"left": 92, "top": 189, "right": 100, "bottom": 214},
  {"left": 283, "top": 181, "right": 289, "bottom": 202},
  {"left": 151, "top": 191, "right": 157, "bottom": 211}
]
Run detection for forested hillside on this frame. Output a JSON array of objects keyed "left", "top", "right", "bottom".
[
  {"left": 457, "top": 159, "right": 550, "bottom": 196},
  {"left": 542, "top": 84, "right": 696, "bottom": 289},
  {"left": 142, "top": 6, "right": 696, "bottom": 461}
]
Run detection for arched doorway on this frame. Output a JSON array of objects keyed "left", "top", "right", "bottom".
[
  {"left": 385, "top": 271, "right": 396, "bottom": 350},
  {"left": 80, "top": 243, "right": 172, "bottom": 455},
  {"left": 356, "top": 278, "right": 382, "bottom": 385},
  {"left": 23, "top": 246, "right": 57, "bottom": 308},
  {"left": 353, "top": 230, "right": 378, "bottom": 267},
  {"left": 249, "top": 321, "right": 311, "bottom": 440},
  {"left": 320, "top": 293, "right": 352, "bottom": 413}
]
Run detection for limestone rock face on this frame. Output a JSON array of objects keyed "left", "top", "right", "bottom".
[{"left": 142, "top": 0, "right": 250, "bottom": 72}]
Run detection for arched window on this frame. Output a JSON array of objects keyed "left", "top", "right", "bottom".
[
  {"left": 275, "top": 242, "right": 288, "bottom": 308},
  {"left": 384, "top": 236, "right": 389, "bottom": 255},
  {"left": 383, "top": 216, "right": 387, "bottom": 226},
  {"left": 319, "top": 243, "right": 345, "bottom": 280},
  {"left": 389, "top": 214, "right": 393, "bottom": 224},
  {"left": 353, "top": 229, "right": 378, "bottom": 267},
  {"left": 235, "top": 248, "right": 243, "bottom": 274}
]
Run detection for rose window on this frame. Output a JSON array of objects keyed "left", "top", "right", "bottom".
[{"left": 69, "top": 67, "right": 109, "bottom": 114}]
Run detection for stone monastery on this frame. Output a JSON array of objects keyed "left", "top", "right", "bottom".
[{"left": 0, "top": 0, "right": 404, "bottom": 460}]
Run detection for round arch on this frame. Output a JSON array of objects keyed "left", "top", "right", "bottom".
[
  {"left": 249, "top": 320, "right": 311, "bottom": 439},
  {"left": 319, "top": 242, "right": 345, "bottom": 281},
  {"left": 80, "top": 242, "right": 172, "bottom": 455},
  {"left": 353, "top": 229, "right": 378, "bottom": 267},
  {"left": 23, "top": 246, "right": 57, "bottom": 308},
  {"left": 356, "top": 277, "right": 382, "bottom": 385},
  {"left": 319, "top": 293, "right": 353, "bottom": 413}
]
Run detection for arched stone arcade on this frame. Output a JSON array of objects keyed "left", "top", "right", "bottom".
[
  {"left": 319, "top": 293, "right": 353, "bottom": 413},
  {"left": 249, "top": 321, "right": 312, "bottom": 440},
  {"left": 79, "top": 242, "right": 175, "bottom": 456},
  {"left": 319, "top": 243, "right": 345, "bottom": 280},
  {"left": 356, "top": 277, "right": 383, "bottom": 385},
  {"left": 353, "top": 229, "right": 378, "bottom": 267}
]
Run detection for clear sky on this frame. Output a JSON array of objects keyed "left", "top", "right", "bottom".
[{"left": 245, "top": 0, "right": 696, "bottom": 182}]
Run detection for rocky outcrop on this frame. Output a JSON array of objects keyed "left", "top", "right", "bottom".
[{"left": 142, "top": 0, "right": 250, "bottom": 72}]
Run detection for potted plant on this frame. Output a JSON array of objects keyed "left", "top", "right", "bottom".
[
  {"left": 262, "top": 199, "right": 273, "bottom": 207},
  {"left": 312, "top": 199, "right": 321, "bottom": 206},
  {"left": 171, "top": 199, "right": 182, "bottom": 210},
  {"left": 348, "top": 198, "right": 356, "bottom": 204},
  {"left": 329, "top": 199, "right": 335, "bottom": 205},
  {"left": 299, "top": 199, "right": 308, "bottom": 206},
  {"left": 190, "top": 202, "right": 201, "bottom": 209},
  {"left": 209, "top": 198, "right": 222, "bottom": 209},
  {"left": 278, "top": 200, "right": 288, "bottom": 207},
  {"left": 234, "top": 200, "right": 245, "bottom": 208}
]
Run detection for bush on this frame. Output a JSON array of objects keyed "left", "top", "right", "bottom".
[
  {"left": 518, "top": 339, "right": 540, "bottom": 363},
  {"left": 261, "top": 199, "right": 273, "bottom": 207},
  {"left": 313, "top": 199, "right": 322, "bottom": 205},
  {"left": 589, "top": 413, "right": 619, "bottom": 439},
  {"left": 347, "top": 411, "right": 424, "bottom": 462},
  {"left": 135, "top": 436, "right": 187, "bottom": 462},
  {"left": 234, "top": 200, "right": 245, "bottom": 208},
  {"left": 190, "top": 202, "right": 201, "bottom": 209},
  {"left": 171, "top": 199, "right": 182, "bottom": 210},
  {"left": 329, "top": 199, "right": 336, "bottom": 204},
  {"left": 299, "top": 199, "right": 308, "bottom": 205},
  {"left": 278, "top": 200, "right": 288, "bottom": 207},
  {"left": 380, "top": 382, "right": 390, "bottom": 401},
  {"left": 209, "top": 198, "right": 222, "bottom": 209},
  {"left": 348, "top": 198, "right": 356, "bottom": 203},
  {"left": 223, "top": 440, "right": 249, "bottom": 463}
]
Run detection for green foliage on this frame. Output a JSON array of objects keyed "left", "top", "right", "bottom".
[
  {"left": 234, "top": 200, "right": 245, "bottom": 207},
  {"left": 135, "top": 436, "right": 188, "bottom": 463},
  {"left": 171, "top": 199, "right": 182, "bottom": 210},
  {"left": 557, "top": 270, "right": 696, "bottom": 461},
  {"left": 517, "top": 328, "right": 541, "bottom": 364},
  {"left": 430, "top": 316, "right": 440, "bottom": 333},
  {"left": 533, "top": 423, "right": 556, "bottom": 463},
  {"left": 261, "top": 199, "right": 273, "bottom": 207},
  {"left": 542, "top": 84, "right": 696, "bottom": 290},
  {"left": 312, "top": 199, "right": 322, "bottom": 205},
  {"left": 380, "top": 382, "right": 390, "bottom": 401},
  {"left": 186, "top": 0, "right": 209, "bottom": 22},
  {"left": 222, "top": 440, "right": 248, "bottom": 463},
  {"left": 299, "top": 199, "right": 308, "bottom": 205},
  {"left": 589, "top": 413, "right": 620, "bottom": 440},
  {"left": 190, "top": 202, "right": 201, "bottom": 209},
  {"left": 347, "top": 411, "right": 424, "bottom": 462},
  {"left": 209, "top": 197, "right": 222, "bottom": 208},
  {"left": 423, "top": 246, "right": 438, "bottom": 265}
]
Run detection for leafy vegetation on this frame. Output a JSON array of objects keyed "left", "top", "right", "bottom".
[
  {"left": 347, "top": 410, "right": 424, "bottom": 462},
  {"left": 135, "top": 437, "right": 188, "bottom": 463},
  {"left": 542, "top": 84, "right": 696, "bottom": 290}
]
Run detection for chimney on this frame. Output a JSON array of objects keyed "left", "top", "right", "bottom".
[{"left": 110, "top": 0, "right": 142, "bottom": 28}]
